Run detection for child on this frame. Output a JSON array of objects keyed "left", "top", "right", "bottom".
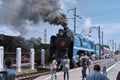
[
  {"left": 51, "top": 57, "right": 57, "bottom": 80},
  {"left": 102, "top": 66, "right": 107, "bottom": 76}
]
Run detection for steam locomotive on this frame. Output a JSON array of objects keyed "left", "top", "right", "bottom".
[{"left": 49, "top": 27, "right": 112, "bottom": 67}]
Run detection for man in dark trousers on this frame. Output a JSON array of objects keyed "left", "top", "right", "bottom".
[{"left": 79, "top": 52, "right": 91, "bottom": 80}]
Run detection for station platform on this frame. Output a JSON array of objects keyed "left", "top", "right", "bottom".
[
  {"left": 34, "top": 61, "right": 120, "bottom": 80},
  {"left": 107, "top": 61, "right": 120, "bottom": 80}
]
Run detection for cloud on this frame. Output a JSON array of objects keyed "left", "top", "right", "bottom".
[
  {"left": 65, "top": 0, "right": 77, "bottom": 3},
  {"left": 99, "top": 23, "right": 120, "bottom": 43},
  {"left": 0, "top": 24, "right": 20, "bottom": 36},
  {"left": 0, "top": 0, "right": 2, "bottom": 5},
  {"left": 80, "top": 18, "right": 120, "bottom": 44},
  {"left": 82, "top": 18, "right": 120, "bottom": 36},
  {"left": 81, "top": 18, "right": 92, "bottom": 34},
  {"left": 88, "top": 22, "right": 120, "bottom": 44},
  {"left": 100, "top": 23, "right": 120, "bottom": 35},
  {"left": 0, "top": 0, "right": 67, "bottom": 36},
  {"left": 60, "top": 0, "right": 76, "bottom": 10}
]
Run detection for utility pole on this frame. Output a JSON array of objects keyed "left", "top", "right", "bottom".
[
  {"left": 68, "top": 7, "right": 81, "bottom": 33},
  {"left": 44, "top": 29, "right": 47, "bottom": 44},
  {"left": 74, "top": 7, "right": 76, "bottom": 33},
  {"left": 98, "top": 26, "right": 101, "bottom": 58},
  {"left": 115, "top": 42, "right": 116, "bottom": 51},
  {"left": 119, "top": 43, "right": 120, "bottom": 50},
  {"left": 112, "top": 39, "right": 114, "bottom": 52},
  {"left": 89, "top": 26, "right": 101, "bottom": 58},
  {"left": 101, "top": 31, "right": 103, "bottom": 45}
]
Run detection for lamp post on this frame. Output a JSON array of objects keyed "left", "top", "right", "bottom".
[{"left": 89, "top": 26, "right": 101, "bottom": 58}]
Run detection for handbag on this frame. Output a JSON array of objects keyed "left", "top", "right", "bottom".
[{"left": 52, "top": 65, "right": 57, "bottom": 70}]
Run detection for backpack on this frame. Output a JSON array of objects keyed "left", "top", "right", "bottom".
[
  {"left": 52, "top": 60, "right": 57, "bottom": 70},
  {"left": 81, "top": 57, "right": 88, "bottom": 68}
]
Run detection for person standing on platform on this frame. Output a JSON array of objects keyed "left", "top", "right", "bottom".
[
  {"left": 102, "top": 66, "right": 107, "bottom": 76},
  {"left": 62, "top": 55, "right": 70, "bottom": 80},
  {"left": 84, "top": 52, "right": 92, "bottom": 74},
  {"left": 50, "top": 57, "right": 57, "bottom": 80},
  {"left": 86, "top": 64, "right": 110, "bottom": 80},
  {"left": 79, "top": 52, "right": 91, "bottom": 80},
  {"left": 2, "top": 57, "right": 16, "bottom": 80}
]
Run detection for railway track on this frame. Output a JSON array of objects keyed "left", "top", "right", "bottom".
[
  {"left": 15, "top": 68, "right": 50, "bottom": 80},
  {"left": 15, "top": 55, "right": 120, "bottom": 80}
]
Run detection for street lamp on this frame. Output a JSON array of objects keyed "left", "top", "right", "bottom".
[{"left": 89, "top": 26, "right": 101, "bottom": 58}]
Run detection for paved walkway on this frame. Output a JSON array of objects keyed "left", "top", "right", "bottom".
[
  {"left": 107, "top": 61, "right": 120, "bottom": 80},
  {"left": 34, "top": 61, "right": 120, "bottom": 80}
]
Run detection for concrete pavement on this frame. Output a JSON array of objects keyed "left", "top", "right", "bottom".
[
  {"left": 107, "top": 61, "right": 120, "bottom": 80},
  {"left": 34, "top": 61, "right": 120, "bottom": 80}
]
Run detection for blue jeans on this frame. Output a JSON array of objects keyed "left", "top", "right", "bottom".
[
  {"left": 82, "top": 67, "right": 87, "bottom": 79},
  {"left": 51, "top": 69, "right": 57, "bottom": 80},
  {"left": 64, "top": 71, "right": 69, "bottom": 80}
]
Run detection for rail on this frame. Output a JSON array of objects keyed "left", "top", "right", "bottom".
[{"left": 15, "top": 68, "right": 50, "bottom": 80}]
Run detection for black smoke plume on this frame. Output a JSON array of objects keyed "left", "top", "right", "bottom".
[{"left": 0, "top": 0, "right": 68, "bottom": 35}]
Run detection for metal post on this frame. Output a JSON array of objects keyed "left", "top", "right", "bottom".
[
  {"left": 119, "top": 43, "right": 120, "bottom": 49},
  {"left": 101, "top": 31, "right": 103, "bottom": 45},
  {"left": 30, "top": 48, "right": 35, "bottom": 70},
  {"left": 112, "top": 39, "right": 114, "bottom": 52},
  {"left": 74, "top": 7, "right": 76, "bottom": 33},
  {"left": 98, "top": 26, "right": 101, "bottom": 58},
  {"left": 16, "top": 48, "right": 21, "bottom": 72},
  {"left": 68, "top": 7, "right": 82, "bottom": 33},
  {"left": 89, "top": 26, "right": 101, "bottom": 58},
  {"left": 115, "top": 42, "right": 116, "bottom": 51}
]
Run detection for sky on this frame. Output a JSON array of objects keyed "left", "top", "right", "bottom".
[{"left": 0, "top": 0, "right": 120, "bottom": 50}]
